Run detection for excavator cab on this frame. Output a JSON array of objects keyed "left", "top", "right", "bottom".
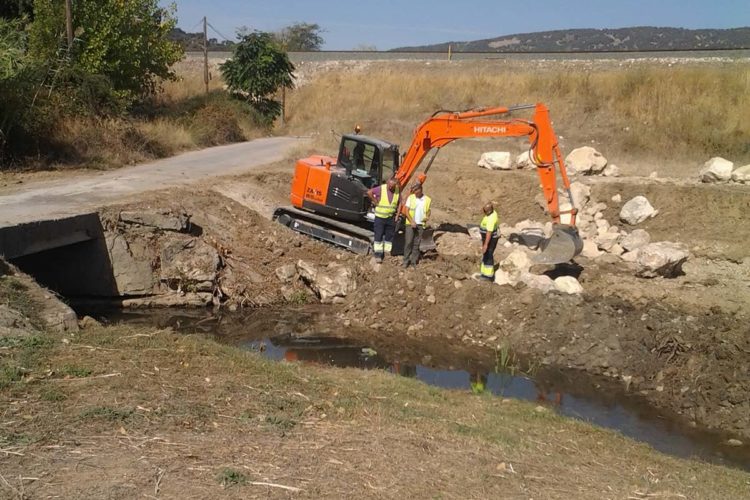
[{"left": 337, "top": 135, "right": 399, "bottom": 189}]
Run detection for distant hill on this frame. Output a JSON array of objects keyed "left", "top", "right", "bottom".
[
  {"left": 169, "top": 28, "right": 235, "bottom": 52},
  {"left": 392, "top": 27, "right": 750, "bottom": 53}
]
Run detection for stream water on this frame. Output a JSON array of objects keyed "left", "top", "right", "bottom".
[{"left": 83, "top": 304, "right": 750, "bottom": 471}]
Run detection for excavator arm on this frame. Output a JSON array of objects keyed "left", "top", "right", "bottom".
[{"left": 395, "top": 103, "right": 576, "bottom": 226}]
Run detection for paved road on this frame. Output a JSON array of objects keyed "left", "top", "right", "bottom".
[{"left": 0, "top": 137, "right": 303, "bottom": 227}]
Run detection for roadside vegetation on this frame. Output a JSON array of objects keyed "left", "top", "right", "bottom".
[
  {"left": 1, "top": 323, "right": 748, "bottom": 497},
  {"left": 0, "top": 3, "right": 296, "bottom": 170},
  {"left": 284, "top": 60, "right": 750, "bottom": 165}
]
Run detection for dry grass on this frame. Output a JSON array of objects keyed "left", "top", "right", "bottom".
[
  {"left": 284, "top": 60, "right": 750, "bottom": 169},
  {"left": 0, "top": 324, "right": 748, "bottom": 498},
  {"left": 12, "top": 62, "right": 265, "bottom": 171}
]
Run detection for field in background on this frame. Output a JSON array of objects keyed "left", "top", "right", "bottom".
[{"left": 282, "top": 59, "right": 750, "bottom": 177}]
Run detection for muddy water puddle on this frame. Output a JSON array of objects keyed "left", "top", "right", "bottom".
[{"left": 87, "top": 305, "right": 750, "bottom": 471}]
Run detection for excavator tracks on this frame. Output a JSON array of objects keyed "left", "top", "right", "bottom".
[{"left": 273, "top": 207, "right": 373, "bottom": 254}]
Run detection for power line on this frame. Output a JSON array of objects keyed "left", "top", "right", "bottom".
[{"left": 206, "top": 22, "right": 234, "bottom": 42}]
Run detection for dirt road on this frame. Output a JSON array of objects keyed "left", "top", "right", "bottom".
[{"left": 0, "top": 137, "right": 303, "bottom": 227}]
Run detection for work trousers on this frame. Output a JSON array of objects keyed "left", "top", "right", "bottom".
[
  {"left": 373, "top": 216, "right": 395, "bottom": 258},
  {"left": 480, "top": 232, "right": 499, "bottom": 279},
  {"left": 403, "top": 225, "right": 425, "bottom": 265}
]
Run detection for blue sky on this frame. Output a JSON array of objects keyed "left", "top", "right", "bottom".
[{"left": 169, "top": 0, "right": 750, "bottom": 50}]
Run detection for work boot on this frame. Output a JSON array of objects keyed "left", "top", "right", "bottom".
[{"left": 402, "top": 260, "right": 410, "bottom": 268}]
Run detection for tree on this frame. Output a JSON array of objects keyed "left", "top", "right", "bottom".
[
  {"left": 221, "top": 31, "right": 294, "bottom": 124},
  {"left": 274, "top": 22, "right": 324, "bottom": 51},
  {"left": 29, "top": 0, "right": 184, "bottom": 100}
]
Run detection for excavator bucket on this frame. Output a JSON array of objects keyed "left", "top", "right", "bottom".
[{"left": 533, "top": 225, "right": 583, "bottom": 265}]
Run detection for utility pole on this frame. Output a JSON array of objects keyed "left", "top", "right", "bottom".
[
  {"left": 65, "top": 0, "right": 74, "bottom": 49},
  {"left": 203, "top": 16, "right": 209, "bottom": 95}
]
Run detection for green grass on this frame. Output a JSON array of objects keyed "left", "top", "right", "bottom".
[
  {"left": 80, "top": 406, "right": 135, "bottom": 422},
  {"left": 217, "top": 468, "right": 248, "bottom": 488},
  {"left": 61, "top": 364, "right": 93, "bottom": 378}
]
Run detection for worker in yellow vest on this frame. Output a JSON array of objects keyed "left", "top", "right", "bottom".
[
  {"left": 367, "top": 177, "right": 400, "bottom": 263},
  {"left": 479, "top": 201, "right": 499, "bottom": 280},
  {"left": 402, "top": 182, "right": 432, "bottom": 268}
]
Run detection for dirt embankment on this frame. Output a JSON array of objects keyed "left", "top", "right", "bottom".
[{"left": 83, "top": 162, "right": 750, "bottom": 444}]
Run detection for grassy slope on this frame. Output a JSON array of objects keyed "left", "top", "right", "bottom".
[
  {"left": 284, "top": 60, "right": 750, "bottom": 175},
  {"left": 1, "top": 324, "right": 747, "bottom": 498}
]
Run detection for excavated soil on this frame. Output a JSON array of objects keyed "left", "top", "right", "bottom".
[{"left": 98, "top": 151, "right": 750, "bottom": 444}]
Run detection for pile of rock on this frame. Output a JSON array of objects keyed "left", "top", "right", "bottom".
[
  {"left": 566, "top": 182, "right": 689, "bottom": 278},
  {"left": 699, "top": 157, "right": 750, "bottom": 184}
]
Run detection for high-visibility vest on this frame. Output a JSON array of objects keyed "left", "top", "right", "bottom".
[
  {"left": 480, "top": 210, "right": 499, "bottom": 236},
  {"left": 406, "top": 194, "right": 431, "bottom": 227},
  {"left": 374, "top": 184, "right": 399, "bottom": 219}
]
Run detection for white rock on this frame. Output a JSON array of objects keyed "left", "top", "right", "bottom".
[
  {"left": 501, "top": 248, "right": 533, "bottom": 273},
  {"left": 621, "top": 229, "right": 651, "bottom": 251},
  {"left": 554, "top": 276, "right": 583, "bottom": 294},
  {"left": 731, "top": 164, "right": 750, "bottom": 183},
  {"left": 494, "top": 269, "right": 517, "bottom": 286},
  {"left": 514, "top": 150, "right": 534, "bottom": 169},
  {"left": 467, "top": 226, "right": 482, "bottom": 240},
  {"left": 581, "top": 239, "right": 603, "bottom": 259},
  {"left": 700, "top": 157, "right": 734, "bottom": 183},
  {"left": 567, "top": 181, "right": 591, "bottom": 210},
  {"left": 565, "top": 146, "right": 608, "bottom": 175},
  {"left": 611, "top": 194, "right": 622, "bottom": 203},
  {"left": 636, "top": 242, "right": 690, "bottom": 278},
  {"left": 595, "top": 233, "right": 620, "bottom": 251},
  {"left": 602, "top": 164, "right": 621, "bottom": 177},
  {"left": 621, "top": 250, "right": 640, "bottom": 263},
  {"left": 609, "top": 244, "right": 625, "bottom": 256},
  {"left": 620, "top": 196, "right": 657, "bottom": 225},
  {"left": 519, "top": 272, "right": 555, "bottom": 293},
  {"left": 478, "top": 151, "right": 512, "bottom": 170},
  {"left": 649, "top": 171, "right": 659, "bottom": 179},
  {"left": 297, "top": 260, "right": 357, "bottom": 303}
]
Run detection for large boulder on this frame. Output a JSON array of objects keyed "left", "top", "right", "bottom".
[
  {"left": 297, "top": 260, "right": 356, "bottom": 303},
  {"left": 478, "top": 152, "right": 512, "bottom": 170},
  {"left": 731, "top": 164, "right": 750, "bottom": 184},
  {"left": 700, "top": 157, "right": 734, "bottom": 183},
  {"left": 106, "top": 233, "right": 155, "bottom": 295},
  {"left": 620, "top": 229, "right": 651, "bottom": 252},
  {"left": 160, "top": 237, "right": 221, "bottom": 291},
  {"left": 619, "top": 196, "right": 657, "bottom": 225},
  {"left": 565, "top": 147, "right": 608, "bottom": 175},
  {"left": 636, "top": 242, "right": 690, "bottom": 278}
]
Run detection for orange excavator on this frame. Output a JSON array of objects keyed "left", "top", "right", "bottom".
[{"left": 273, "top": 103, "right": 582, "bottom": 264}]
